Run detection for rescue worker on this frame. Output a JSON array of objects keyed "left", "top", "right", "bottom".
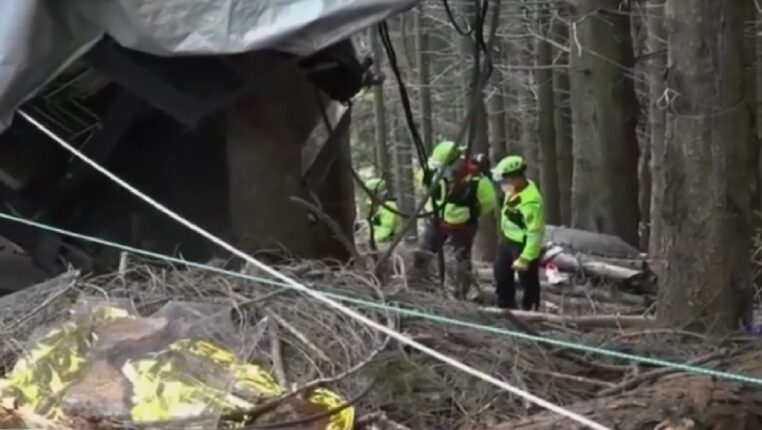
[
  {"left": 413, "top": 140, "right": 497, "bottom": 296},
  {"left": 491, "top": 155, "right": 545, "bottom": 310},
  {"left": 366, "top": 177, "right": 400, "bottom": 244}
]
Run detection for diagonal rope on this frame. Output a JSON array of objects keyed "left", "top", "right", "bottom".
[
  {"left": 16, "top": 110, "right": 611, "bottom": 430},
  {"left": 2, "top": 211, "right": 762, "bottom": 388}
]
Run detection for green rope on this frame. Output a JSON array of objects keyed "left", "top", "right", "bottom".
[{"left": 1, "top": 212, "right": 761, "bottom": 386}]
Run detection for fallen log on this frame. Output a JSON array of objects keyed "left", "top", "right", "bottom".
[
  {"left": 478, "top": 308, "right": 656, "bottom": 329},
  {"left": 545, "top": 226, "right": 642, "bottom": 259},
  {"left": 581, "top": 260, "right": 641, "bottom": 282},
  {"left": 475, "top": 271, "right": 648, "bottom": 306},
  {"left": 581, "top": 254, "right": 648, "bottom": 271},
  {"left": 485, "top": 350, "right": 762, "bottom": 430},
  {"left": 580, "top": 260, "right": 657, "bottom": 295}
]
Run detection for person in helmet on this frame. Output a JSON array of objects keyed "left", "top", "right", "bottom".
[
  {"left": 412, "top": 140, "right": 497, "bottom": 296},
  {"left": 365, "top": 177, "right": 401, "bottom": 244},
  {"left": 491, "top": 155, "right": 545, "bottom": 310}
]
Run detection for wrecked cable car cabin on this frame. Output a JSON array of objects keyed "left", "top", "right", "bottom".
[{"left": 0, "top": 0, "right": 415, "bottom": 290}]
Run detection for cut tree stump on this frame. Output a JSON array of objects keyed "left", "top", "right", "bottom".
[{"left": 485, "top": 351, "right": 762, "bottom": 430}]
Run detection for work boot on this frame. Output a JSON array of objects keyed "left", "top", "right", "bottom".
[
  {"left": 453, "top": 260, "right": 473, "bottom": 300},
  {"left": 408, "top": 249, "right": 435, "bottom": 290}
]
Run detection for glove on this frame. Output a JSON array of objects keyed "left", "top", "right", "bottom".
[{"left": 512, "top": 258, "right": 529, "bottom": 272}]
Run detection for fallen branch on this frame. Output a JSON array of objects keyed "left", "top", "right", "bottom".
[
  {"left": 597, "top": 349, "right": 728, "bottom": 396},
  {"left": 268, "top": 320, "right": 288, "bottom": 388},
  {"left": 479, "top": 308, "right": 656, "bottom": 329},
  {"left": 487, "top": 350, "right": 762, "bottom": 430},
  {"left": 267, "top": 311, "right": 332, "bottom": 362},
  {"left": 525, "top": 368, "right": 615, "bottom": 389}
]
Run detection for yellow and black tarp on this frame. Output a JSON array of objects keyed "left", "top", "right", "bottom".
[{"left": 0, "top": 305, "right": 354, "bottom": 429}]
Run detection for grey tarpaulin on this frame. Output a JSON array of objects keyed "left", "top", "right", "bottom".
[{"left": 0, "top": 0, "right": 418, "bottom": 132}]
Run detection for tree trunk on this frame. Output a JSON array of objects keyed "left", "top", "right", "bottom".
[
  {"left": 504, "top": 43, "right": 523, "bottom": 156},
  {"left": 521, "top": 44, "right": 540, "bottom": 183},
  {"left": 646, "top": 0, "right": 666, "bottom": 257},
  {"left": 489, "top": 86, "right": 507, "bottom": 163},
  {"left": 391, "top": 29, "right": 416, "bottom": 237},
  {"left": 744, "top": 1, "right": 760, "bottom": 225},
  {"left": 460, "top": 0, "right": 496, "bottom": 262},
  {"left": 631, "top": 6, "right": 651, "bottom": 252},
  {"left": 505, "top": 86, "right": 522, "bottom": 155},
  {"left": 569, "top": 0, "right": 640, "bottom": 246},
  {"left": 655, "top": 0, "right": 752, "bottom": 332},
  {"left": 488, "top": 352, "right": 762, "bottom": 430},
  {"left": 535, "top": 10, "right": 560, "bottom": 225},
  {"left": 757, "top": 5, "right": 762, "bottom": 222},
  {"left": 370, "top": 27, "right": 391, "bottom": 183},
  {"left": 227, "top": 63, "right": 355, "bottom": 261},
  {"left": 415, "top": 4, "right": 433, "bottom": 154},
  {"left": 551, "top": 18, "right": 573, "bottom": 227}
]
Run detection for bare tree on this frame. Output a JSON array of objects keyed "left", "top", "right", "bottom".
[
  {"left": 551, "top": 15, "right": 573, "bottom": 226},
  {"left": 415, "top": 4, "right": 433, "bottom": 153},
  {"left": 392, "top": 20, "right": 418, "bottom": 227},
  {"left": 569, "top": 0, "right": 640, "bottom": 246},
  {"left": 646, "top": 0, "right": 666, "bottom": 256},
  {"left": 489, "top": 84, "right": 508, "bottom": 163},
  {"left": 460, "top": 0, "right": 497, "bottom": 261},
  {"left": 370, "top": 27, "right": 392, "bottom": 183},
  {"left": 535, "top": 7, "right": 560, "bottom": 225},
  {"left": 520, "top": 48, "right": 540, "bottom": 183},
  {"left": 743, "top": 0, "right": 760, "bottom": 222},
  {"left": 654, "top": 0, "right": 752, "bottom": 332}
]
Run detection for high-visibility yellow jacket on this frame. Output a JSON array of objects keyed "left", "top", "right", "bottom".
[
  {"left": 414, "top": 168, "right": 496, "bottom": 226},
  {"left": 369, "top": 200, "right": 400, "bottom": 242},
  {"left": 500, "top": 180, "right": 545, "bottom": 261}
]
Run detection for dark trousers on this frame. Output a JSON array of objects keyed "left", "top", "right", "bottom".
[
  {"left": 494, "top": 239, "right": 541, "bottom": 310},
  {"left": 417, "top": 221, "right": 477, "bottom": 263},
  {"left": 414, "top": 221, "right": 477, "bottom": 293}
]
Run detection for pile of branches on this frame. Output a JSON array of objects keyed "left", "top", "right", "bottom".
[{"left": 0, "top": 256, "right": 760, "bottom": 429}]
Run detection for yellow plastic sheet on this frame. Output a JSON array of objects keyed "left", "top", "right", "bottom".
[
  {"left": 2, "top": 306, "right": 128, "bottom": 420},
  {"left": 0, "top": 306, "right": 354, "bottom": 429}
]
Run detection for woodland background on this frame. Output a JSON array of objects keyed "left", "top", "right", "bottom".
[{"left": 350, "top": 0, "right": 759, "bottom": 334}]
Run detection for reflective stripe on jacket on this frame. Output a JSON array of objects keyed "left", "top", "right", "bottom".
[
  {"left": 500, "top": 180, "right": 545, "bottom": 261},
  {"left": 414, "top": 168, "right": 496, "bottom": 226},
  {"left": 370, "top": 200, "right": 400, "bottom": 242}
]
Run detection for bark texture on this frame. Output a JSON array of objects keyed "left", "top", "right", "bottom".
[
  {"left": 370, "top": 27, "right": 392, "bottom": 183},
  {"left": 489, "top": 86, "right": 507, "bottom": 163},
  {"left": 551, "top": 17, "right": 573, "bottom": 226},
  {"left": 569, "top": 0, "right": 640, "bottom": 246},
  {"left": 462, "top": 0, "right": 497, "bottom": 261},
  {"left": 744, "top": 0, "right": 760, "bottom": 224},
  {"left": 647, "top": 0, "right": 666, "bottom": 257},
  {"left": 490, "top": 351, "right": 762, "bottom": 430},
  {"left": 535, "top": 11, "right": 560, "bottom": 225},
  {"left": 415, "top": 4, "right": 433, "bottom": 154},
  {"left": 654, "top": 0, "right": 752, "bottom": 332},
  {"left": 227, "top": 63, "right": 355, "bottom": 260}
]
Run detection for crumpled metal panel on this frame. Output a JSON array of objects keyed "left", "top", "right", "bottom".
[
  {"left": 0, "top": 1, "right": 102, "bottom": 131},
  {"left": 77, "top": 0, "right": 416, "bottom": 56},
  {"left": 0, "top": 0, "right": 417, "bottom": 132}
]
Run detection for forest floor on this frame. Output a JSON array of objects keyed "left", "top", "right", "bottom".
[{"left": 0, "top": 247, "right": 759, "bottom": 430}]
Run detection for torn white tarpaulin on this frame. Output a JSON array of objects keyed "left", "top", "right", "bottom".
[{"left": 0, "top": 0, "right": 418, "bottom": 132}]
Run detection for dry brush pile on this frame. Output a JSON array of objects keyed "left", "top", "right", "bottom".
[{"left": 0, "top": 255, "right": 759, "bottom": 429}]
